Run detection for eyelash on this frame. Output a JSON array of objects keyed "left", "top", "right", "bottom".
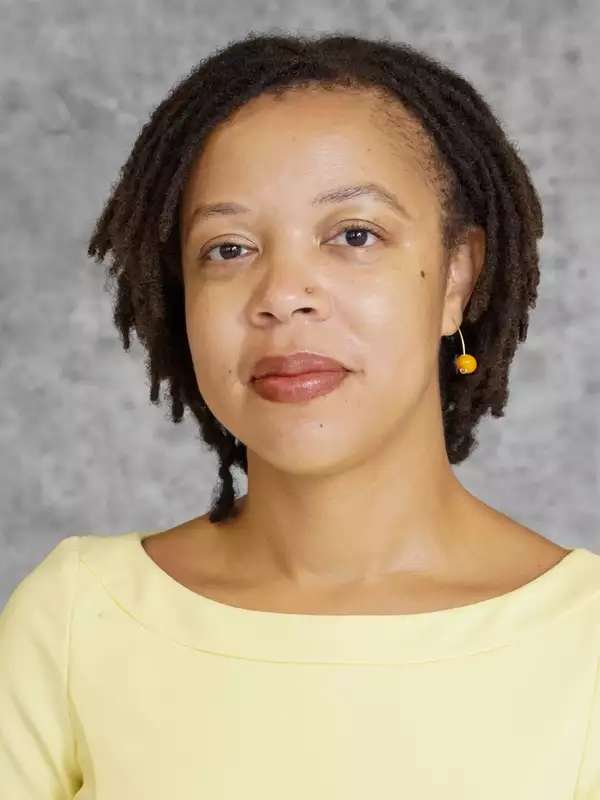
[{"left": 199, "top": 222, "right": 384, "bottom": 263}]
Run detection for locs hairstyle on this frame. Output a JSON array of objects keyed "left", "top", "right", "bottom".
[{"left": 87, "top": 31, "right": 544, "bottom": 525}]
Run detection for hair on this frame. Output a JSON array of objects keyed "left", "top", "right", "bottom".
[{"left": 87, "top": 30, "right": 544, "bottom": 524}]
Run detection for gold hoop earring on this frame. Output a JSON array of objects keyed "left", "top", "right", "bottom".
[{"left": 453, "top": 325, "right": 477, "bottom": 374}]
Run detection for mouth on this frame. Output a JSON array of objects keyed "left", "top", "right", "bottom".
[
  {"left": 250, "top": 369, "right": 351, "bottom": 403},
  {"left": 250, "top": 351, "right": 351, "bottom": 382}
]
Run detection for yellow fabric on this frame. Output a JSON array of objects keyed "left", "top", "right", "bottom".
[{"left": 1, "top": 531, "right": 600, "bottom": 798}]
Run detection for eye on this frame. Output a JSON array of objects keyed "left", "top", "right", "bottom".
[
  {"left": 199, "top": 222, "right": 384, "bottom": 263},
  {"left": 328, "top": 222, "right": 383, "bottom": 249},
  {"left": 200, "top": 241, "right": 251, "bottom": 263}
]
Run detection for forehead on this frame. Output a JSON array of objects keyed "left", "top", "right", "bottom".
[{"left": 180, "top": 86, "right": 442, "bottom": 218}]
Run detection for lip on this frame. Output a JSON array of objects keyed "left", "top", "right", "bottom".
[
  {"left": 250, "top": 351, "right": 351, "bottom": 381},
  {"left": 251, "top": 370, "right": 351, "bottom": 403}
]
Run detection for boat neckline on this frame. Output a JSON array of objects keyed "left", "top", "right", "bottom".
[
  {"left": 78, "top": 531, "right": 600, "bottom": 663},
  {"left": 132, "top": 530, "right": 582, "bottom": 620}
]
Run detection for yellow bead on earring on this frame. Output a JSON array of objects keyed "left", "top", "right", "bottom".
[{"left": 453, "top": 325, "right": 478, "bottom": 374}]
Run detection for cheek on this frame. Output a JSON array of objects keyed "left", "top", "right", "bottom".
[
  {"left": 184, "top": 299, "right": 240, "bottom": 393},
  {"left": 358, "top": 279, "right": 431, "bottom": 358},
  {"left": 353, "top": 283, "right": 439, "bottom": 413}
]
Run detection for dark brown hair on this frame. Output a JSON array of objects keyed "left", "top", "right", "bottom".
[{"left": 86, "top": 31, "right": 544, "bottom": 524}]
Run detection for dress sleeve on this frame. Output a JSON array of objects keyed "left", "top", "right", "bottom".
[
  {"left": 0, "top": 535, "right": 83, "bottom": 798},
  {"left": 576, "top": 652, "right": 600, "bottom": 798}
]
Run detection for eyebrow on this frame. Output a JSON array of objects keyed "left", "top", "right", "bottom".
[{"left": 183, "top": 182, "right": 414, "bottom": 243}]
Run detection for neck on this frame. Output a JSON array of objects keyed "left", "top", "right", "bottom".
[{"left": 216, "top": 392, "right": 490, "bottom": 590}]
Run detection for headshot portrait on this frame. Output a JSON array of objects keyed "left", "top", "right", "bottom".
[{"left": 1, "top": 4, "right": 599, "bottom": 797}]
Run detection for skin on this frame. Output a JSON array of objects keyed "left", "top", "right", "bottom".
[{"left": 146, "top": 85, "right": 570, "bottom": 612}]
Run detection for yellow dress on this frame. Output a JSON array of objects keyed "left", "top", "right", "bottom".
[{"left": 1, "top": 531, "right": 599, "bottom": 798}]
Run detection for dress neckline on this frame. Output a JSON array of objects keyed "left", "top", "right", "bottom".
[{"left": 78, "top": 531, "right": 600, "bottom": 664}]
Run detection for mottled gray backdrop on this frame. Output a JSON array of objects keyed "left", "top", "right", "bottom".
[{"left": 1, "top": 0, "right": 599, "bottom": 605}]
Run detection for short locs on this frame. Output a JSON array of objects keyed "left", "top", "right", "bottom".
[{"left": 87, "top": 31, "right": 544, "bottom": 524}]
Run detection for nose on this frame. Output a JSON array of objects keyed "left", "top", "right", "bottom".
[{"left": 250, "top": 284, "right": 331, "bottom": 325}]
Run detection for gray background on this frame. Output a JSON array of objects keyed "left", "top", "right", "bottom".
[{"left": 1, "top": 0, "right": 599, "bottom": 606}]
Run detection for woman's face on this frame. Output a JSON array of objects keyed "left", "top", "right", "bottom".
[{"left": 178, "top": 86, "right": 477, "bottom": 473}]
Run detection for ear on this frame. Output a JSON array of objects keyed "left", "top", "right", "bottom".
[{"left": 440, "top": 226, "right": 486, "bottom": 337}]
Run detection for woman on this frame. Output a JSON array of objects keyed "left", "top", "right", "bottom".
[{"left": 1, "top": 31, "right": 599, "bottom": 798}]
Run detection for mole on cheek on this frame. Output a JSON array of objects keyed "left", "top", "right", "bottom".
[{"left": 420, "top": 270, "right": 426, "bottom": 278}]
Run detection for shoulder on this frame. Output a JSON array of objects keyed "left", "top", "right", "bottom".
[
  {"left": 0, "top": 535, "right": 82, "bottom": 711},
  {"left": 0, "top": 535, "right": 84, "bottom": 680},
  {"left": 1, "top": 534, "right": 81, "bottom": 622},
  {"left": 23, "top": 533, "right": 81, "bottom": 581},
  {"left": 0, "top": 531, "right": 145, "bottom": 628}
]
